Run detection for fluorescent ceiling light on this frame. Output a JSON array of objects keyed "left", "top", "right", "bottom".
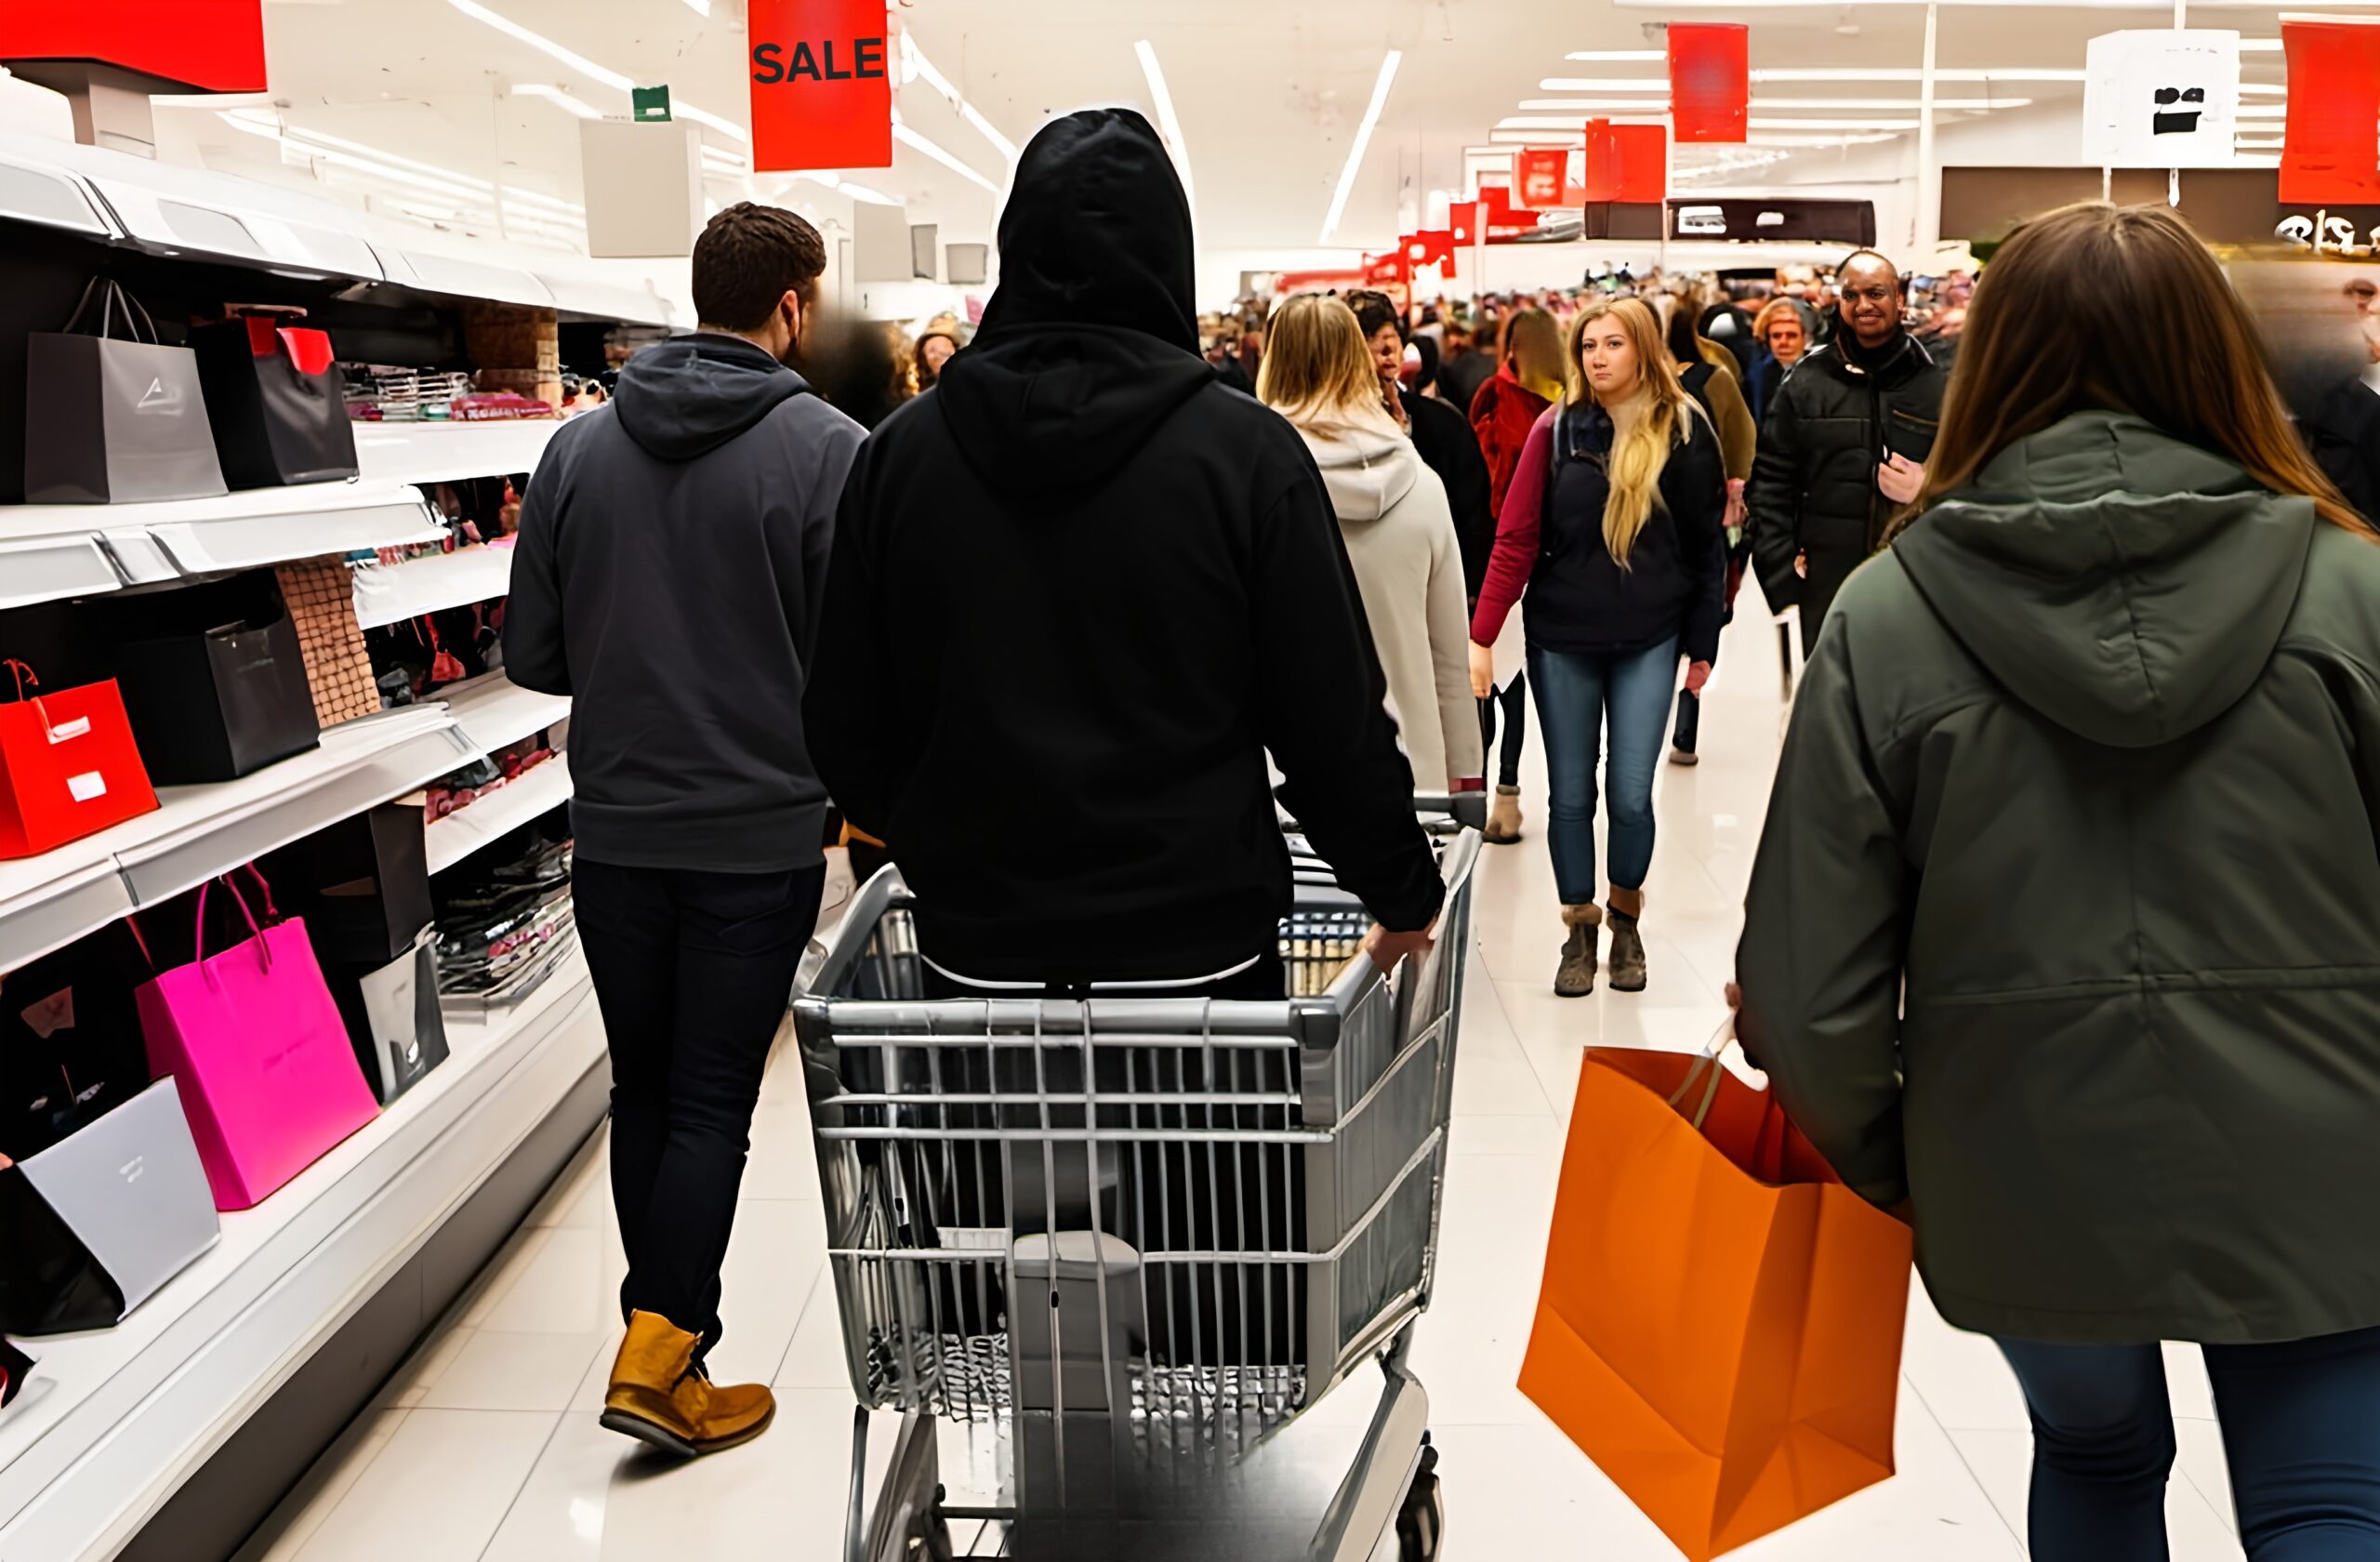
[
  {"left": 1320, "top": 48, "right": 1403, "bottom": 244},
  {"left": 1749, "top": 117, "right": 1920, "bottom": 129},
  {"left": 776, "top": 171, "right": 900, "bottom": 205},
  {"left": 444, "top": 0, "right": 631, "bottom": 90},
  {"left": 1537, "top": 78, "right": 1672, "bottom": 92},
  {"left": 681, "top": 0, "right": 711, "bottom": 14},
  {"left": 1136, "top": 39, "right": 1196, "bottom": 216},
  {"left": 514, "top": 84, "right": 602, "bottom": 119},
  {"left": 893, "top": 122, "right": 1000, "bottom": 192},
  {"left": 1565, "top": 49, "right": 1668, "bottom": 61},
  {"left": 671, "top": 101, "right": 750, "bottom": 143},
  {"left": 904, "top": 32, "right": 1019, "bottom": 163}
]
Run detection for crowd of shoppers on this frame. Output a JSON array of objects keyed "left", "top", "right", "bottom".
[{"left": 508, "top": 101, "right": 2380, "bottom": 1560}]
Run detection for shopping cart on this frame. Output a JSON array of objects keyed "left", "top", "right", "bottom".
[{"left": 792, "top": 801, "right": 1482, "bottom": 1561}]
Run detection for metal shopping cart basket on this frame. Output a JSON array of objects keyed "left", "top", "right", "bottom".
[{"left": 792, "top": 801, "right": 1482, "bottom": 1561}]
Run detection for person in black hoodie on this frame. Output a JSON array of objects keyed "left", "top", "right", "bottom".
[
  {"left": 505, "top": 203, "right": 863, "bottom": 1458},
  {"left": 804, "top": 109, "right": 1443, "bottom": 994}
]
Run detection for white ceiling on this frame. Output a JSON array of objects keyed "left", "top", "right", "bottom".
[{"left": 141, "top": 0, "right": 2301, "bottom": 258}]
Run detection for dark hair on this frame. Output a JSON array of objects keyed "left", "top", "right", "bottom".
[
  {"left": 913, "top": 330, "right": 959, "bottom": 387},
  {"left": 1475, "top": 314, "right": 1502, "bottom": 349},
  {"left": 692, "top": 203, "right": 826, "bottom": 332},
  {"left": 1904, "top": 202, "right": 2371, "bottom": 541},
  {"left": 1665, "top": 298, "right": 1701, "bottom": 365},
  {"left": 1347, "top": 291, "right": 1405, "bottom": 343}
]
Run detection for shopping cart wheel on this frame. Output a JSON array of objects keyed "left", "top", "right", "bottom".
[{"left": 1395, "top": 1436, "right": 1445, "bottom": 1562}]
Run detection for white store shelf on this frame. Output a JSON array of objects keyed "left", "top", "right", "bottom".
[
  {"left": 0, "top": 708, "right": 473, "bottom": 978},
  {"left": 0, "top": 482, "right": 449, "bottom": 613},
  {"left": 350, "top": 541, "right": 517, "bottom": 630},
  {"left": 424, "top": 755, "right": 572, "bottom": 877},
  {"left": 350, "top": 418, "right": 564, "bottom": 489},
  {"left": 0, "top": 948, "right": 604, "bottom": 1562},
  {"left": 436, "top": 670, "right": 571, "bottom": 758}
]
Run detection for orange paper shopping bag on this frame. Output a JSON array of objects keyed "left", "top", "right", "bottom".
[{"left": 1518, "top": 1045, "right": 1913, "bottom": 1559}]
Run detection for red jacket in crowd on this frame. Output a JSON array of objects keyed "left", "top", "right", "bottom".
[{"left": 1468, "top": 364, "right": 1556, "bottom": 519}]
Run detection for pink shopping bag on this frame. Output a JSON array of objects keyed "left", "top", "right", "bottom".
[{"left": 134, "top": 868, "right": 379, "bottom": 1210}]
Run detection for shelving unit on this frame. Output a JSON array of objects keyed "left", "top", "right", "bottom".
[
  {"left": 350, "top": 540, "right": 517, "bottom": 630},
  {"left": 0, "top": 947, "right": 603, "bottom": 1562},
  {"left": 350, "top": 418, "right": 565, "bottom": 490},
  {"left": 436, "top": 669, "right": 572, "bottom": 757},
  {"left": 424, "top": 756, "right": 573, "bottom": 877}
]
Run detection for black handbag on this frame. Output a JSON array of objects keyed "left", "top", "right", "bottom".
[
  {"left": 259, "top": 801, "right": 434, "bottom": 968},
  {"left": 324, "top": 929, "right": 449, "bottom": 1105},
  {"left": 114, "top": 612, "right": 322, "bottom": 783},
  {"left": 25, "top": 278, "right": 230, "bottom": 504},
  {"left": 191, "top": 315, "right": 359, "bottom": 488}
]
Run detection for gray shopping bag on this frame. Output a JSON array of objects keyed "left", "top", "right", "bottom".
[{"left": 25, "top": 278, "right": 229, "bottom": 504}]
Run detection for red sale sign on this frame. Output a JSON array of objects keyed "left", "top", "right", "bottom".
[
  {"left": 2281, "top": 20, "right": 2380, "bottom": 205},
  {"left": 0, "top": 0, "right": 265, "bottom": 92},
  {"left": 749, "top": 0, "right": 892, "bottom": 171},
  {"left": 1517, "top": 149, "right": 1568, "bottom": 209}
]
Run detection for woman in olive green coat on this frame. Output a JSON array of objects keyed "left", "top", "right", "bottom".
[{"left": 1737, "top": 203, "right": 2380, "bottom": 1560}]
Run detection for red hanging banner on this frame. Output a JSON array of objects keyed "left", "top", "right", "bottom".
[
  {"left": 1668, "top": 23, "right": 1751, "bottom": 144},
  {"left": 1448, "top": 202, "right": 1481, "bottom": 247},
  {"left": 0, "top": 0, "right": 265, "bottom": 92},
  {"left": 749, "top": 0, "right": 893, "bottom": 172},
  {"left": 2281, "top": 20, "right": 2380, "bottom": 205},
  {"left": 1408, "top": 230, "right": 1458, "bottom": 277},
  {"left": 1584, "top": 120, "right": 1668, "bottom": 205},
  {"left": 1479, "top": 185, "right": 1541, "bottom": 234},
  {"left": 1517, "top": 148, "right": 1569, "bottom": 209},
  {"left": 1365, "top": 251, "right": 1409, "bottom": 286}
]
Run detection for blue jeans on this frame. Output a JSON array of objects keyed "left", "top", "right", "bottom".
[
  {"left": 1998, "top": 1328, "right": 2380, "bottom": 1561},
  {"left": 1527, "top": 639, "right": 1678, "bottom": 907}
]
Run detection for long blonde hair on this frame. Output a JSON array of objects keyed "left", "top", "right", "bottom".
[
  {"left": 1257, "top": 294, "right": 1394, "bottom": 431},
  {"left": 1567, "top": 298, "right": 1697, "bottom": 569},
  {"left": 1502, "top": 307, "right": 1566, "bottom": 396}
]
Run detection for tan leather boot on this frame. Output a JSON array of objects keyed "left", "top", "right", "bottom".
[
  {"left": 1484, "top": 785, "right": 1524, "bottom": 844},
  {"left": 601, "top": 1310, "right": 777, "bottom": 1458},
  {"left": 1555, "top": 905, "right": 1601, "bottom": 998}
]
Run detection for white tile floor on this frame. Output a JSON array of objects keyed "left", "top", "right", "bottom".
[{"left": 233, "top": 611, "right": 2250, "bottom": 1561}]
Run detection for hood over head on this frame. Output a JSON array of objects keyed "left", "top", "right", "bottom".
[
  {"left": 1891, "top": 411, "right": 2317, "bottom": 749},
  {"left": 1295, "top": 419, "right": 1421, "bottom": 523},
  {"left": 614, "top": 333, "right": 806, "bottom": 460},
  {"left": 932, "top": 109, "right": 1215, "bottom": 503}
]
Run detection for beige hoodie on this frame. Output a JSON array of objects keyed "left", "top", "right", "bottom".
[{"left": 1292, "top": 414, "right": 1485, "bottom": 791}]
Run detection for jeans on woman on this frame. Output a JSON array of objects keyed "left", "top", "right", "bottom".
[
  {"left": 1476, "top": 671, "right": 1528, "bottom": 788},
  {"left": 1997, "top": 1328, "right": 2380, "bottom": 1561},
  {"left": 1527, "top": 639, "right": 1678, "bottom": 906}
]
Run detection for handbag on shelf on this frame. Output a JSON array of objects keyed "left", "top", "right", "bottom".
[
  {"left": 192, "top": 313, "right": 360, "bottom": 488},
  {"left": 113, "top": 612, "right": 321, "bottom": 784},
  {"left": 133, "top": 868, "right": 380, "bottom": 1211},
  {"left": 324, "top": 927, "right": 448, "bottom": 1105},
  {"left": 24, "top": 277, "right": 230, "bottom": 505},
  {"left": 0, "top": 924, "right": 156, "bottom": 1161},
  {"left": 273, "top": 556, "right": 379, "bottom": 729},
  {"left": 0, "top": 658, "right": 160, "bottom": 859},
  {"left": 258, "top": 800, "right": 433, "bottom": 969},
  {"left": 0, "top": 1076, "right": 221, "bottom": 1336},
  {"left": 1518, "top": 1030, "right": 1912, "bottom": 1562}
]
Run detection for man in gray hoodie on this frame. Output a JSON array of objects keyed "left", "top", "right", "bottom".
[{"left": 506, "top": 202, "right": 862, "bottom": 1457}]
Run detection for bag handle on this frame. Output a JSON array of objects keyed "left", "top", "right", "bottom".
[
  {"left": 193, "top": 867, "right": 277, "bottom": 978},
  {"left": 1663, "top": 1013, "right": 1739, "bottom": 1131},
  {"left": 60, "top": 278, "right": 158, "bottom": 346},
  {"left": 2, "top": 659, "right": 69, "bottom": 745}
]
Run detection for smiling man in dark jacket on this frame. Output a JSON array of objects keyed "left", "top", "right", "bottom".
[
  {"left": 804, "top": 109, "right": 1443, "bottom": 994},
  {"left": 506, "top": 202, "right": 862, "bottom": 1459}
]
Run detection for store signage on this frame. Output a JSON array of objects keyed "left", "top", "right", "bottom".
[
  {"left": 1406, "top": 230, "right": 1457, "bottom": 277},
  {"left": 747, "top": 0, "right": 892, "bottom": 171},
  {"left": 1517, "top": 149, "right": 1568, "bottom": 209},
  {"left": 1669, "top": 24, "right": 1750, "bottom": 144},
  {"left": 2281, "top": 20, "right": 2380, "bottom": 205},
  {"left": 1479, "top": 184, "right": 1540, "bottom": 234},
  {"left": 1584, "top": 120, "right": 1666, "bottom": 206},
  {"left": 1448, "top": 203, "right": 1480, "bottom": 247},
  {"left": 2081, "top": 30, "right": 2241, "bottom": 170},
  {"left": 0, "top": 0, "right": 266, "bottom": 92},
  {"left": 2276, "top": 210, "right": 2380, "bottom": 256}
]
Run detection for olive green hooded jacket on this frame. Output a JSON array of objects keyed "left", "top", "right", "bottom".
[{"left": 1738, "top": 410, "right": 2380, "bottom": 1344}]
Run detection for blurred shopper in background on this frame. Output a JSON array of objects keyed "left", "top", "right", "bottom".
[
  {"left": 1263, "top": 295, "right": 1481, "bottom": 796},
  {"left": 1748, "top": 250, "right": 1946, "bottom": 655},
  {"left": 1748, "top": 297, "right": 1813, "bottom": 424},
  {"left": 1469, "top": 307, "right": 1567, "bottom": 843},
  {"left": 1441, "top": 312, "right": 1501, "bottom": 416},
  {"left": 1352, "top": 297, "right": 1496, "bottom": 605},
  {"left": 796, "top": 307, "right": 907, "bottom": 430},
  {"left": 1657, "top": 297, "right": 1754, "bottom": 767},
  {"left": 806, "top": 109, "right": 1443, "bottom": 999},
  {"left": 912, "top": 329, "right": 959, "bottom": 390},
  {"left": 1470, "top": 298, "right": 1726, "bottom": 998},
  {"left": 507, "top": 202, "right": 862, "bottom": 1458},
  {"left": 1738, "top": 202, "right": 2380, "bottom": 1562}
]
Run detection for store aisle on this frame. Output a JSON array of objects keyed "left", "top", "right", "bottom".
[{"left": 232, "top": 610, "right": 2247, "bottom": 1562}]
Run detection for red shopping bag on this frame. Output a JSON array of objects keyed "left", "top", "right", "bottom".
[
  {"left": 0, "top": 659, "right": 160, "bottom": 858},
  {"left": 1518, "top": 1044, "right": 1913, "bottom": 1560}
]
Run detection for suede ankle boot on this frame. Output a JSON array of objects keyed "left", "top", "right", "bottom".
[
  {"left": 1555, "top": 905, "right": 1601, "bottom": 998},
  {"left": 602, "top": 1310, "right": 776, "bottom": 1458},
  {"left": 1606, "top": 907, "right": 1648, "bottom": 993},
  {"left": 1484, "top": 786, "right": 1524, "bottom": 845}
]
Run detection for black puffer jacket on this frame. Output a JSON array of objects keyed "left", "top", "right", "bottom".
[{"left": 1748, "top": 333, "right": 1946, "bottom": 650}]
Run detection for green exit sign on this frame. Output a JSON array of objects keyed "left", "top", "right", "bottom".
[{"left": 632, "top": 85, "right": 672, "bottom": 123}]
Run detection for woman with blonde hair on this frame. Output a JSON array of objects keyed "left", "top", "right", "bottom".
[
  {"left": 1261, "top": 295, "right": 1482, "bottom": 794},
  {"left": 1469, "top": 297, "right": 1726, "bottom": 995},
  {"left": 1738, "top": 201, "right": 2380, "bottom": 1558}
]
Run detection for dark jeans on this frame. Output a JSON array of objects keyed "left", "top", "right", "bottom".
[
  {"left": 1998, "top": 1328, "right": 2380, "bottom": 1560},
  {"left": 575, "top": 858, "right": 826, "bottom": 1360},
  {"left": 1528, "top": 639, "right": 1678, "bottom": 906},
  {"left": 1476, "top": 671, "right": 1528, "bottom": 789}
]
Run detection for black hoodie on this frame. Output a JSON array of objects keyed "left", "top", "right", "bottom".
[
  {"left": 803, "top": 109, "right": 1444, "bottom": 983},
  {"left": 506, "top": 333, "right": 865, "bottom": 871}
]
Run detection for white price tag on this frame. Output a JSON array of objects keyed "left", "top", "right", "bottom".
[
  {"left": 66, "top": 772, "right": 107, "bottom": 802},
  {"left": 46, "top": 717, "right": 91, "bottom": 743}
]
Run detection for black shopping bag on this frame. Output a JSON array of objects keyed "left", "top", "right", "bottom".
[
  {"left": 24, "top": 279, "right": 229, "bottom": 504},
  {"left": 192, "top": 315, "right": 359, "bottom": 488},
  {"left": 259, "top": 800, "right": 434, "bottom": 968},
  {"left": 114, "top": 614, "right": 321, "bottom": 783}
]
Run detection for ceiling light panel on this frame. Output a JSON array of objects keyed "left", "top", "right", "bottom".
[
  {"left": 1320, "top": 49, "right": 1403, "bottom": 244},
  {"left": 1136, "top": 40, "right": 1195, "bottom": 214}
]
